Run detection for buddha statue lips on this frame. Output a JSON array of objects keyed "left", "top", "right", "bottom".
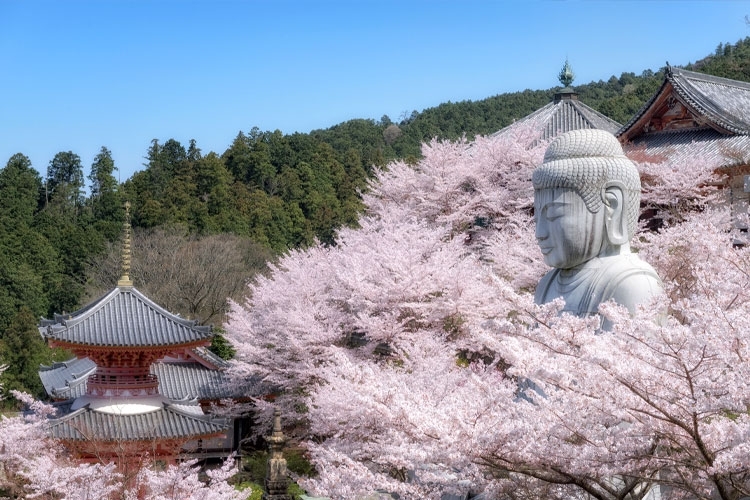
[{"left": 533, "top": 129, "right": 662, "bottom": 324}]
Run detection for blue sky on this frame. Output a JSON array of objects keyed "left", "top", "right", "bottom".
[{"left": 1, "top": 0, "right": 749, "bottom": 182}]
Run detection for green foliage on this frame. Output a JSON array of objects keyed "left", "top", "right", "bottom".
[
  {"left": 33, "top": 207, "right": 103, "bottom": 310},
  {"left": 88, "top": 146, "right": 124, "bottom": 241},
  {"left": 288, "top": 483, "right": 306, "bottom": 498},
  {"left": 209, "top": 331, "right": 236, "bottom": 360},
  {"left": 240, "top": 449, "right": 313, "bottom": 500},
  {"left": 286, "top": 449, "right": 317, "bottom": 477},
  {"left": 687, "top": 37, "right": 750, "bottom": 81},
  {"left": 0, "top": 308, "right": 67, "bottom": 402},
  {"left": 46, "top": 151, "right": 85, "bottom": 213},
  {"left": 0, "top": 154, "right": 94, "bottom": 321},
  {"left": 235, "top": 482, "right": 263, "bottom": 500},
  {"left": 0, "top": 154, "right": 43, "bottom": 227},
  {"left": 125, "top": 131, "right": 369, "bottom": 250},
  {"left": 234, "top": 479, "right": 305, "bottom": 500},
  {"left": 0, "top": 253, "right": 48, "bottom": 328}
]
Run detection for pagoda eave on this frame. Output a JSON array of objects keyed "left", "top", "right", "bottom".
[{"left": 48, "top": 339, "right": 211, "bottom": 360}]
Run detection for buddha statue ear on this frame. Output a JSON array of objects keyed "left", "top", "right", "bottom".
[{"left": 603, "top": 182, "right": 629, "bottom": 246}]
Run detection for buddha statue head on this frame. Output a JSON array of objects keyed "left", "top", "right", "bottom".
[{"left": 533, "top": 129, "right": 641, "bottom": 270}]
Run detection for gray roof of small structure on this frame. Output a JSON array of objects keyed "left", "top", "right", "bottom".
[
  {"left": 47, "top": 403, "right": 228, "bottom": 442},
  {"left": 39, "top": 350, "right": 244, "bottom": 401},
  {"left": 40, "top": 286, "right": 212, "bottom": 347},
  {"left": 39, "top": 357, "right": 98, "bottom": 399},
  {"left": 618, "top": 67, "right": 750, "bottom": 137},
  {"left": 491, "top": 93, "right": 622, "bottom": 142}
]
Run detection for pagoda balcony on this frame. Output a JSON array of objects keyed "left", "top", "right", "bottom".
[{"left": 87, "top": 373, "right": 159, "bottom": 397}]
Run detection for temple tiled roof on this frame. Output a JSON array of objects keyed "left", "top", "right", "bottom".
[
  {"left": 40, "top": 287, "right": 212, "bottom": 347},
  {"left": 623, "top": 128, "right": 750, "bottom": 169},
  {"left": 619, "top": 67, "right": 750, "bottom": 139},
  {"left": 491, "top": 92, "right": 622, "bottom": 143},
  {"left": 616, "top": 67, "right": 750, "bottom": 169},
  {"left": 48, "top": 403, "right": 228, "bottom": 442}
]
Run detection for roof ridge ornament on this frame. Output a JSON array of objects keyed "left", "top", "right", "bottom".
[
  {"left": 558, "top": 58, "right": 575, "bottom": 88},
  {"left": 117, "top": 201, "right": 134, "bottom": 288}
]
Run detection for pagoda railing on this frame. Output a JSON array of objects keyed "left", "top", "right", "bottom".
[{"left": 87, "top": 374, "right": 159, "bottom": 397}]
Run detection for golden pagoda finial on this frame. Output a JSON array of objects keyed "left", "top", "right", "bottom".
[{"left": 118, "top": 201, "right": 133, "bottom": 288}]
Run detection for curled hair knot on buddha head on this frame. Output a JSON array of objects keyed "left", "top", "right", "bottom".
[{"left": 532, "top": 129, "right": 641, "bottom": 238}]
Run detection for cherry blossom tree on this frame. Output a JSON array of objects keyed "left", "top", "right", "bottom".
[
  {"left": 225, "top": 127, "right": 545, "bottom": 497},
  {"left": 0, "top": 389, "right": 250, "bottom": 499},
  {"left": 124, "top": 456, "right": 248, "bottom": 500},
  {"left": 629, "top": 146, "right": 723, "bottom": 228},
  {"left": 484, "top": 208, "right": 750, "bottom": 500},
  {"left": 0, "top": 390, "right": 122, "bottom": 499},
  {"left": 223, "top": 125, "right": 746, "bottom": 500}
]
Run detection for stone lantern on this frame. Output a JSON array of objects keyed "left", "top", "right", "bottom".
[{"left": 263, "top": 408, "right": 291, "bottom": 500}]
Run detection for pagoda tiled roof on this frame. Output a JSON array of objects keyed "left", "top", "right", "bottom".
[
  {"left": 47, "top": 403, "right": 228, "bottom": 442},
  {"left": 491, "top": 93, "right": 622, "bottom": 142},
  {"left": 618, "top": 67, "right": 750, "bottom": 138},
  {"left": 153, "top": 361, "right": 243, "bottom": 400},
  {"left": 40, "top": 286, "right": 212, "bottom": 348},
  {"left": 188, "top": 346, "right": 231, "bottom": 370},
  {"left": 39, "top": 353, "right": 247, "bottom": 401}
]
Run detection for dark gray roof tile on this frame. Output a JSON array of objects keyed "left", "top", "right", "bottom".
[
  {"left": 41, "top": 287, "right": 212, "bottom": 347},
  {"left": 47, "top": 404, "right": 228, "bottom": 442},
  {"left": 618, "top": 68, "right": 750, "bottom": 137},
  {"left": 39, "top": 358, "right": 97, "bottom": 399},
  {"left": 668, "top": 69, "right": 750, "bottom": 134},
  {"left": 189, "top": 346, "right": 231, "bottom": 369},
  {"left": 153, "top": 362, "right": 243, "bottom": 400}
]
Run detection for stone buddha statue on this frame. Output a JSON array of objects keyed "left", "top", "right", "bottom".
[{"left": 533, "top": 129, "right": 662, "bottom": 325}]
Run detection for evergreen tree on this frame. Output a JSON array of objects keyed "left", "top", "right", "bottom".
[
  {"left": 0, "top": 308, "right": 56, "bottom": 399},
  {"left": 46, "top": 151, "right": 85, "bottom": 215},
  {"left": 88, "top": 146, "right": 123, "bottom": 240},
  {"left": 0, "top": 153, "right": 43, "bottom": 228}
]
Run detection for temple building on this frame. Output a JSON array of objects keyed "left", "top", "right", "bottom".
[
  {"left": 37, "top": 207, "right": 248, "bottom": 468},
  {"left": 618, "top": 65, "right": 750, "bottom": 162},
  {"left": 617, "top": 65, "right": 750, "bottom": 228}
]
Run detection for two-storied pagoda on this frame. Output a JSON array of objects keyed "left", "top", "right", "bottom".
[{"left": 39, "top": 205, "right": 230, "bottom": 468}]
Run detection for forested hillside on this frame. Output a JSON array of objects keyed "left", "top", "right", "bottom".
[{"left": 2, "top": 37, "right": 750, "bottom": 402}]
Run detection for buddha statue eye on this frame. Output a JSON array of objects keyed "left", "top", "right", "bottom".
[{"left": 541, "top": 202, "right": 566, "bottom": 220}]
